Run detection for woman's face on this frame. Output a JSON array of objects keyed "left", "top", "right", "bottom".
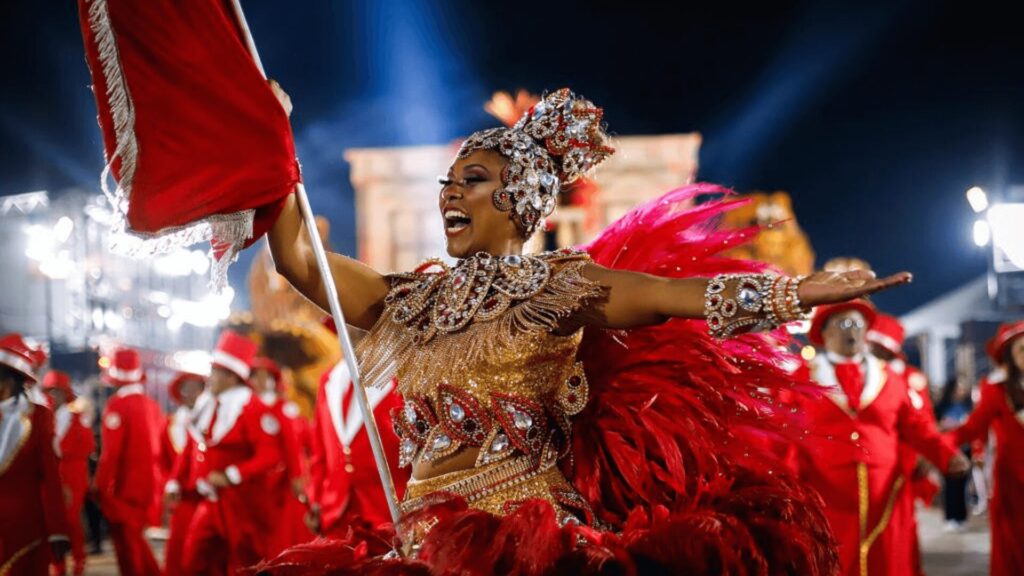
[
  {"left": 1010, "top": 337, "right": 1024, "bottom": 373},
  {"left": 439, "top": 149, "right": 523, "bottom": 258}
]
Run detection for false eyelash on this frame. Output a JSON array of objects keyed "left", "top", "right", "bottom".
[{"left": 437, "top": 176, "right": 454, "bottom": 186}]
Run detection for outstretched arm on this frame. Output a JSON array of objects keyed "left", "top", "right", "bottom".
[
  {"left": 265, "top": 81, "right": 389, "bottom": 331},
  {"left": 573, "top": 263, "right": 912, "bottom": 332}
]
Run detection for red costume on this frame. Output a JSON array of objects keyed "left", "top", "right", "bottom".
[
  {"left": 95, "top": 348, "right": 160, "bottom": 576},
  {"left": 172, "top": 331, "right": 283, "bottom": 575},
  {"left": 251, "top": 356, "right": 312, "bottom": 553},
  {"left": 308, "top": 362, "right": 407, "bottom": 536},
  {"left": 793, "top": 303, "right": 958, "bottom": 576},
  {"left": 0, "top": 334, "right": 69, "bottom": 575},
  {"left": 867, "top": 314, "right": 939, "bottom": 576},
  {"left": 160, "top": 371, "right": 205, "bottom": 576},
  {"left": 42, "top": 370, "right": 95, "bottom": 576},
  {"left": 951, "top": 321, "right": 1024, "bottom": 576}
]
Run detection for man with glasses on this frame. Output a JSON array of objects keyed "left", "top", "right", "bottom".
[{"left": 790, "top": 300, "right": 970, "bottom": 576}]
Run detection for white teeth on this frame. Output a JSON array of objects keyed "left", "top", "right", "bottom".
[{"left": 444, "top": 209, "right": 469, "bottom": 219}]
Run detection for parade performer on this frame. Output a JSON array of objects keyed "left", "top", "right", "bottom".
[
  {"left": 0, "top": 334, "right": 69, "bottom": 575},
  {"left": 867, "top": 312, "right": 939, "bottom": 576},
  {"left": 160, "top": 370, "right": 205, "bottom": 576},
  {"left": 951, "top": 320, "right": 1024, "bottom": 576},
  {"left": 168, "top": 331, "right": 283, "bottom": 575},
  {"left": 95, "top": 347, "right": 160, "bottom": 576},
  {"left": 250, "top": 356, "right": 313, "bottom": 552},
  {"left": 307, "top": 358, "right": 407, "bottom": 536},
  {"left": 42, "top": 370, "right": 95, "bottom": 576},
  {"left": 793, "top": 302, "right": 968, "bottom": 576},
  {"left": 256, "top": 86, "right": 913, "bottom": 574}
]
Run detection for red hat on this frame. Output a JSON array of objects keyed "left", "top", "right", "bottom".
[
  {"left": 211, "top": 330, "right": 258, "bottom": 380},
  {"left": 169, "top": 371, "right": 206, "bottom": 405},
  {"left": 987, "top": 320, "right": 1024, "bottom": 365},
  {"left": 866, "top": 313, "right": 905, "bottom": 358},
  {"left": 250, "top": 356, "right": 284, "bottom": 391},
  {"left": 103, "top": 347, "right": 146, "bottom": 386},
  {"left": 0, "top": 333, "right": 41, "bottom": 382},
  {"left": 808, "top": 300, "right": 877, "bottom": 347},
  {"left": 41, "top": 370, "right": 76, "bottom": 402}
]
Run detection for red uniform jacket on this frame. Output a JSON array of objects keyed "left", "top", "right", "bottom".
[
  {"left": 173, "top": 386, "right": 282, "bottom": 555},
  {"left": 55, "top": 404, "right": 95, "bottom": 502},
  {"left": 0, "top": 397, "right": 69, "bottom": 566},
  {"left": 95, "top": 385, "right": 158, "bottom": 524},
  {"left": 952, "top": 373, "right": 1024, "bottom": 576},
  {"left": 794, "top": 354, "right": 957, "bottom": 576},
  {"left": 261, "top": 394, "right": 313, "bottom": 553},
  {"left": 308, "top": 363, "right": 408, "bottom": 534}
]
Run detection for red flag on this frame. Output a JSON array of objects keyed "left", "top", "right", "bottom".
[{"left": 78, "top": 0, "right": 298, "bottom": 284}]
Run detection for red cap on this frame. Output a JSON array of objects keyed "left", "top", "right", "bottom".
[
  {"left": 808, "top": 300, "right": 877, "bottom": 347},
  {"left": 211, "top": 330, "right": 258, "bottom": 380},
  {"left": 103, "top": 347, "right": 146, "bottom": 387},
  {"left": 0, "top": 333, "right": 41, "bottom": 382},
  {"left": 169, "top": 371, "right": 206, "bottom": 405},
  {"left": 866, "top": 313, "right": 905, "bottom": 358},
  {"left": 987, "top": 320, "right": 1024, "bottom": 365},
  {"left": 41, "top": 370, "right": 75, "bottom": 402},
  {"left": 250, "top": 356, "right": 284, "bottom": 392}
]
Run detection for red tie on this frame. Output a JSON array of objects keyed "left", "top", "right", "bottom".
[{"left": 834, "top": 362, "right": 864, "bottom": 411}]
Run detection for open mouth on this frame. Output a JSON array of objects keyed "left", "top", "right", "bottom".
[{"left": 444, "top": 209, "right": 472, "bottom": 235}]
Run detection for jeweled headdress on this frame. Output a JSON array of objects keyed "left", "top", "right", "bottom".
[{"left": 457, "top": 88, "right": 615, "bottom": 236}]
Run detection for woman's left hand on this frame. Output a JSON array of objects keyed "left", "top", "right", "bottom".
[{"left": 797, "top": 269, "right": 912, "bottom": 308}]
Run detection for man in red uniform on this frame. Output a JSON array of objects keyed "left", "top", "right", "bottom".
[
  {"left": 792, "top": 301, "right": 969, "bottom": 576},
  {"left": 250, "top": 356, "right": 312, "bottom": 553},
  {"left": 160, "top": 370, "right": 205, "bottom": 576},
  {"left": 0, "top": 334, "right": 69, "bottom": 574},
  {"left": 42, "top": 370, "right": 95, "bottom": 576},
  {"left": 866, "top": 313, "right": 938, "bottom": 576},
  {"left": 169, "top": 331, "right": 282, "bottom": 575},
  {"left": 306, "top": 359, "right": 407, "bottom": 536},
  {"left": 95, "top": 347, "right": 161, "bottom": 576}
]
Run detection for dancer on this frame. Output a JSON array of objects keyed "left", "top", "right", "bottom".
[
  {"left": 161, "top": 370, "right": 205, "bottom": 576},
  {"left": 42, "top": 370, "right": 95, "bottom": 576},
  {"left": 255, "top": 86, "right": 914, "bottom": 574},
  {"left": 951, "top": 320, "right": 1024, "bottom": 576}
]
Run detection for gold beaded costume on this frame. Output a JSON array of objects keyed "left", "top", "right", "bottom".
[{"left": 357, "top": 248, "right": 603, "bottom": 525}]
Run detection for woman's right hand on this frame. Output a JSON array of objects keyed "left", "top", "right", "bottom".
[{"left": 269, "top": 79, "right": 293, "bottom": 117}]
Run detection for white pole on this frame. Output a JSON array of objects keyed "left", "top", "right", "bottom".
[{"left": 228, "top": 0, "right": 401, "bottom": 524}]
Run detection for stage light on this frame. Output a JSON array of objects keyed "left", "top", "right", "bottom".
[
  {"left": 987, "top": 203, "right": 1024, "bottom": 269},
  {"left": 973, "top": 219, "right": 991, "bottom": 247},
  {"left": 966, "top": 186, "right": 988, "bottom": 213}
]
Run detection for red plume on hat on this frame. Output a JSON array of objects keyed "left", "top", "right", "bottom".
[
  {"left": 866, "top": 313, "right": 906, "bottom": 358},
  {"left": 807, "top": 300, "right": 877, "bottom": 347},
  {"left": 103, "top": 347, "right": 146, "bottom": 387},
  {"left": 987, "top": 320, "right": 1024, "bottom": 365},
  {"left": 211, "top": 330, "right": 258, "bottom": 380},
  {"left": 0, "top": 333, "right": 41, "bottom": 383},
  {"left": 42, "top": 370, "right": 76, "bottom": 402}
]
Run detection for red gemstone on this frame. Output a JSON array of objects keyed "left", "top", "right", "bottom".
[
  {"left": 567, "top": 394, "right": 577, "bottom": 403},
  {"left": 568, "top": 376, "right": 581, "bottom": 387}
]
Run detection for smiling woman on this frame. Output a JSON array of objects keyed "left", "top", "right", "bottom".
[{"left": 260, "top": 86, "right": 911, "bottom": 574}]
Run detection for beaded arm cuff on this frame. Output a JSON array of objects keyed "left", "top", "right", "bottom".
[{"left": 704, "top": 273, "right": 810, "bottom": 339}]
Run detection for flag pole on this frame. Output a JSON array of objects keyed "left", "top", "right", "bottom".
[{"left": 228, "top": 0, "right": 401, "bottom": 525}]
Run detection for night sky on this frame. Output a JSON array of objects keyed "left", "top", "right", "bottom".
[{"left": 2, "top": 1, "right": 1019, "bottom": 314}]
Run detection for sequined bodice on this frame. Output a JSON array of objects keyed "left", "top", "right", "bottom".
[{"left": 357, "top": 249, "right": 602, "bottom": 471}]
